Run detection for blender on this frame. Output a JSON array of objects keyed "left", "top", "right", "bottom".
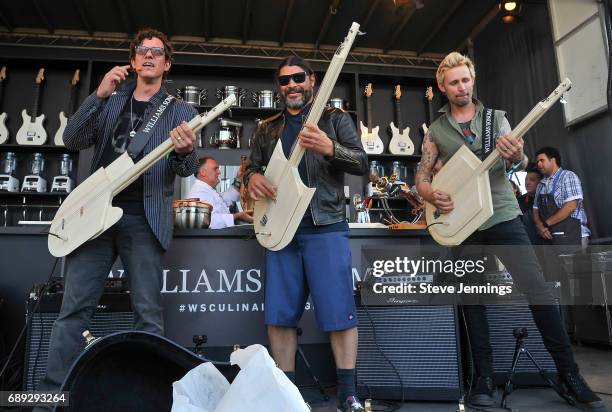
[
  {"left": 0, "top": 152, "right": 19, "bottom": 192},
  {"left": 51, "top": 154, "right": 74, "bottom": 193},
  {"left": 21, "top": 152, "right": 47, "bottom": 192}
]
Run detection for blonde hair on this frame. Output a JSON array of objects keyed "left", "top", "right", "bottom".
[{"left": 436, "top": 52, "right": 476, "bottom": 86}]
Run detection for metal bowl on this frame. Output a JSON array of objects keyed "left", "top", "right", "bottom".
[{"left": 172, "top": 198, "right": 213, "bottom": 229}]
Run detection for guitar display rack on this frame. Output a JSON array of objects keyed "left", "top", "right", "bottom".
[{"left": 0, "top": 52, "right": 441, "bottom": 227}]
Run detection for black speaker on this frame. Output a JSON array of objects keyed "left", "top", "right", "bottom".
[
  {"left": 23, "top": 287, "right": 134, "bottom": 391},
  {"left": 355, "top": 305, "right": 463, "bottom": 401}
]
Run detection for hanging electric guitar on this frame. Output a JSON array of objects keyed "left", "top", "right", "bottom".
[
  {"left": 425, "top": 78, "right": 572, "bottom": 246},
  {"left": 253, "top": 22, "right": 361, "bottom": 251},
  {"left": 0, "top": 66, "right": 8, "bottom": 144},
  {"left": 388, "top": 85, "right": 414, "bottom": 155},
  {"left": 16, "top": 68, "right": 47, "bottom": 145},
  {"left": 421, "top": 86, "right": 435, "bottom": 135},
  {"left": 359, "top": 83, "right": 384, "bottom": 154},
  {"left": 54, "top": 69, "right": 80, "bottom": 146},
  {"left": 48, "top": 94, "right": 237, "bottom": 257}
]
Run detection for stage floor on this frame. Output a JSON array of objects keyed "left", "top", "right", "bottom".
[{"left": 305, "top": 344, "right": 612, "bottom": 412}]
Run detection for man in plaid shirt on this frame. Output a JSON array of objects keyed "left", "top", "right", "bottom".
[{"left": 533, "top": 146, "right": 590, "bottom": 250}]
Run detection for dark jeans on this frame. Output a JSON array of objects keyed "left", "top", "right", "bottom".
[
  {"left": 457, "top": 217, "right": 576, "bottom": 377},
  {"left": 35, "top": 214, "right": 165, "bottom": 399}
]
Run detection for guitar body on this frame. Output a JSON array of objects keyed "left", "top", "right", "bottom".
[
  {"left": 359, "top": 121, "right": 383, "bottom": 154},
  {"left": 425, "top": 145, "right": 493, "bottom": 246},
  {"left": 0, "top": 112, "right": 8, "bottom": 144},
  {"left": 388, "top": 122, "right": 414, "bottom": 155},
  {"left": 253, "top": 141, "right": 316, "bottom": 251},
  {"left": 54, "top": 111, "right": 67, "bottom": 146},
  {"left": 16, "top": 109, "right": 47, "bottom": 145},
  {"left": 48, "top": 152, "right": 136, "bottom": 257}
]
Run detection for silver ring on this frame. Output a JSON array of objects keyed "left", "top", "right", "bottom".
[{"left": 177, "top": 137, "right": 182, "bottom": 141}]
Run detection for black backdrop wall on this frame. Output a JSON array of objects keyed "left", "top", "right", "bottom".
[{"left": 474, "top": 2, "right": 612, "bottom": 240}]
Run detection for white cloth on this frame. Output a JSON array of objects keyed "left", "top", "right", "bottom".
[{"left": 188, "top": 180, "right": 240, "bottom": 229}]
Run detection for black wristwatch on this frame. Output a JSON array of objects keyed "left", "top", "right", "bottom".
[{"left": 543, "top": 221, "right": 550, "bottom": 229}]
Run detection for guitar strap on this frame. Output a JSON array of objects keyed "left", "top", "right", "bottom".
[
  {"left": 481, "top": 108, "right": 495, "bottom": 161},
  {"left": 127, "top": 94, "right": 176, "bottom": 159}
]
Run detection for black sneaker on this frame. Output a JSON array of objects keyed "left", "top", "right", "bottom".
[
  {"left": 468, "top": 375, "right": 497, "bottom": 407},
  {"left": 336, "top": 395, "right": 365, "bottom": 412},
  {"left": 559, "top": 370, "right": 607, "bottom": 411}
]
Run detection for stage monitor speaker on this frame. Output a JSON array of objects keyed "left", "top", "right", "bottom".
[
  {"left": 355, "top": 305, "right": 463, "bottom": 401},
  {"left": 23, "top": 288, "right": 134, "bottom": 391}
]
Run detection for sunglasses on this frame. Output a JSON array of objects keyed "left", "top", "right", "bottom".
[
  {"left": 135, "top": 45, "right": 166, "bottom": 57},
  {"left": 278, "top": 71, "right": 309, "bottom": 86}
]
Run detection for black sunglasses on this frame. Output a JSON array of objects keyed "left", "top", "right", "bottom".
[
  {"left": 135, "top": 45, "right": 165, "bottom": 57},
  {"left": 277, "top": 71, "right": 309, "bottom": 86}
]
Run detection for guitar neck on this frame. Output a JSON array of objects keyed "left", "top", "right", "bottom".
[
  {"left": 366, "top": 97, "right": 373, "bottom": 134},
  {"left": 287, "top": 26, "right": 358, "bottom": 168},
  {"left": 68, "top": 85, "right": 79, "bottom": 116},
  {"left": 394, "top": 99, "right": 402, "bottom": 131},
  {"left": 31, "top": 83, "right": 41, "bottom": 121},
  {"left": 111, "top": 95, "right": 236, "bottom": 195},
  {"left": 427, "top": 100, "right": 434, "bottom": 125},
  {"left": 0, "top": 82, "right": 4, "bottom": 110},
  {"left": 479, "top": 97, "right": 560, "bottom": 173}
]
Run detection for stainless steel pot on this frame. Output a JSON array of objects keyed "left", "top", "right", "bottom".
[
  {"left": 172, "top": 199, "right": 212, "bottom": 229},
  {"left": 176, "top": 86, "right": 208, "bottom": 105},
  {"left": 210, "top": 129, "right": 238, "bottom": 149},
  {"left": 252, "top": 90, "right": 278, "bottom": 108},
  {"left": 328, "top": 98, "right": 348, "bottom": 110},
  {"left": 216, "top": 86, "right": 247, "bottom": 107}
]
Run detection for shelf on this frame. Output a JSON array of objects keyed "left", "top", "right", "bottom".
[
  {"left": 194, "top": 104, "right": 281, "bottom": 118},
  {"left": 0, "top": 144, "right": 78, "bottom": 153},
  {"left": 0, "top": 191, "right": 68, "bottom": 198},
  {"left": 366, "top": 153, "right": 421, "bottom": 161},
  {"left": 193, "top": 105, "right": 357, "bottom": 118}
]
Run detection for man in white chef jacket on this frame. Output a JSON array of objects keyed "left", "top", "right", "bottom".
[{"left": 188, "top": 157, "right": 253, "bottom": 228}]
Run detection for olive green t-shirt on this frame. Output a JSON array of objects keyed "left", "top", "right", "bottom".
[{"left": 428, "top": 99, "right": 520, "bottom": 230}]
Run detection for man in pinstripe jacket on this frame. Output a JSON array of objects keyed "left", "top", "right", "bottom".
[{"left": 35, "top": 28, "right": 198, "bottom": 399}]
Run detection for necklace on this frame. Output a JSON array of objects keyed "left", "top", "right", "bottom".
[{"left": 129, "top": 95, "right": 141, "bottom": 138}]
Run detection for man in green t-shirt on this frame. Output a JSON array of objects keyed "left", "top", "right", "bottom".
[{"left": 416, "top": 52, "right": 604, "bottom": 412}]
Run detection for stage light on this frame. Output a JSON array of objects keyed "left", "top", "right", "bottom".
[{"left": 500, "top": 0, "right": 522, "bottom": 24}]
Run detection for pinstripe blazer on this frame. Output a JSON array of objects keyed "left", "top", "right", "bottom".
[{"left": 63, "top": 80, "right": 199, "bottom": 250}]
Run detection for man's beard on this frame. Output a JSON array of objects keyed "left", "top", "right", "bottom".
[
  {"left": 453, "top": 94, "right": 471, "bottom": 107},
  {"left": 282, "top": 86, "right": 314, "bottom": 109}
]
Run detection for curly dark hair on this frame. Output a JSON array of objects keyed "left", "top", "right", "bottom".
[{"left": 129, "top": 28, "right": 174, "bottom": 63}]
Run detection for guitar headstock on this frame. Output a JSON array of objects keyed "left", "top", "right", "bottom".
[
  {"left": 71, "top": 69, "right": 81, "bottom": 86},
  {"left": 539, "top": 77, "right": 572, "bottom": 110},
  {"left": 335, "top": 22, "right": 361, "bottom": 59},
  {"left": 0, "top": 66, "right": 6, "bottom": 82},
  {"left": 394, "top": 85, "right": 401, "bottom": 100},
  {"left": 365, "top": 83, "right": 373, "bottom": 98},
  {"left": 425, "top": 86, "right": 433, "bottom": 102},
  {"left": 35, "top": 68, "right": 45, "bottom": 84}
]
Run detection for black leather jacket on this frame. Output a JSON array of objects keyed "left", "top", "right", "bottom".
[{"left": 244, "top": 107, "right": 368, "bottom": 225}]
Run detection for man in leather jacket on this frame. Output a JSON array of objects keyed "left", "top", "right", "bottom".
[{"left": 244, "top": 56, "right": 368, "bottom": 412}]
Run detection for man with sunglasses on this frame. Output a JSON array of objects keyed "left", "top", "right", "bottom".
[
  {"left": 34, "top": 28, "right": 198, "bottom": 405},
  {"left": 244, "top": 56, "right": 368, "bottom": 412}
]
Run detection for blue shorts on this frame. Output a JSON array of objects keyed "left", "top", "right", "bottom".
[{"left": 264, "top": 230, "right": 358, "bottom": 332}]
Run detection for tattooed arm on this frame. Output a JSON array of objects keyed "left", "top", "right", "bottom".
[{"left": 415, "top": 131, "right": 454, "bottom": 214}]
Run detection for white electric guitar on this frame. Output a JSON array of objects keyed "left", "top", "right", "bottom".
[
  {"left": 54, "top": 69, "right": 80, "bottom": 146},
  {"left": 16, "top": 68, "right": 47, "bottom": 145},
  {"left": 359, "top": 83, "right": 383, "bottom": 154},
  {"left": 253, "top": 22, "right": 361, "bottom": 251},
  {"left": 48, "top": 94, "right": 237, "bottom": 257},
  {"left": 425, "top": 78, "right": 572, "bottom": 246},
  {"left": 388, "top": 85, "right": 414, "bottom": 155},
  {"left": 0, "top": 66, "right": 8, "bottom": 144}
]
